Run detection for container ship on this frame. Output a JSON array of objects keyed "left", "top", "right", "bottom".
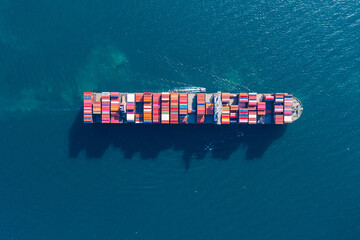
[{"left": 83, "top": 91, "right": 302, "bottom": 125}]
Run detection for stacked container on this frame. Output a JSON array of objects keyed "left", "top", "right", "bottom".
[
  {"left": 238, "top": 93, "right": 248, "bottom": 123},
  {"left": 206, "top": 102, "right": 214, "bottom": 115},
  {"left": 161, "top": 93, "right": 170, "bottom": 124},
  {"left": 170, "top": 93, "right": 179, "bottom": 124},
  {"left": 248, "top": 92, "right": 257, "bottom": 124},
  {"left": 135, "top": 114, "right": 143, "bottom": 123},
  {"left": 264, "top": 94, "right": 274, "bottom": 124},
  {"left": 274, "top": 93, "right": 284, "bottom": 124},
  {"left": 126, "top": 93, "right": 135, "bottom": 123},
  {"left": 230, "top": 105, "right": 239, "bottom": 123},
  {"left": 221, "top": 93, "right": 230, "bottom": 124},
  {"left": 222, "top": 93, "right": 230, "bottom": 103},
  {"left": 274, "top": 114, "right": 284, "bottom": 124},
  {"left": 197, "top": 93, "right": 205, "bottom": 123},
  {"left": 152, "top": 93, "right": 161, "bottom": 123},
  {"left": 265, "top": 95, "right": 275, "bottom": 101},
  {"left": 248, "top": 93, "right": 257, "bottom": 106},
  {"left": 110, "top": 92, "right": 120, "bottom": 123},
  {"left": 222, "top": 106, "right": 230, "bottom": 124},
  {"left": 257, "top": 102, "right": 266, "bottom": 115},
  {"left": 101, "top": 92, "right": 111, "bottom": 123},
  {"left": 135, "top": 93, "right": 144, "bottom": 123},
  {"left": 83, "top": 92, "right": 93, "bottom": 123},
  {"left": 284, "top": 94, "right": 293, "bottom": 123},
  {"left": 92, "top": 93, "right": 101, "bottom": 115},
  {"left": 274, "top": 93, "right": 284, "bottom": 113},
  {"left": 143, "top": 92, "right": 152, "bottom": 124},
  {"left": 179, "top": 93, "right": 188, "bottom": 124},
  {"left": 136, "top": 93, "right": 144, "bottom": 102},
  {"left": 275, "top": 93, "right": 284, "bottom": 103},
  {"left": 239, "top": 108, "right": 248, "bottom": 123},
  {"left": 239, "top": 93, "right": 249, "bottom": 108},
  {"left": 248, "top": 111, "right": 257, "bottom": 124}
]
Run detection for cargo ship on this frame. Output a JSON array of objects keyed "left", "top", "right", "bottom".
[{"left": 83, "top": 91, "right": 302, "bottom": 124}]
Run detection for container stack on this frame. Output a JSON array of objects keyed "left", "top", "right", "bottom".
[
  {"left": 257, "top": 102, "right": 266, "bottom": 116},
  {"left": 206, "top": 101, "right": 214, "bottom": 115},
  {"left": 248, "top": 93, "right": 258, "bottom": 124},
  {"left": 143, "top": 92, "right": 152, "bottom": 124},
  {"left": 152, "top": 93, "right": 161, "bottom": 124},
  {"left": 274, "top": 93, "right": 284, "bottom": 113},
  {"left": 92, "top": 93, "right": 101, "bottom": 115},
  {"left": 179, "top": 93, "right": 188, "bottom": 124},
  {"left": 248, "top": 111, "right": 257, "bottom": 124},
  {"left": 110, "top": 92, "right": 120, "bottom": 123},
  {"left": 197, "top": 93, "right": 205, "bottom": 123},
  {"left": 248, "top": 93, "right": 257, "bottom": 107},
  {"left": 221, "top": 93, "right": 230, "bottom": 102},
  {"left": 135, "top": 93, "right": 144, "bottom": 123},
  {"left": 284, "top": 94, "right": 293, "bottom": 123},
  {"left": 221, "top": 93, "right": 230, "bottom": 124},
  {"left": 265, "top": 95, "right": 275, "bottom": 101},
  {"left": 238, "top": 93, "right": 248, "bottom": 123},
  {"left": 264, "top": 94, "right": 274, "bottom": 123},
  {"left": 222, "top": 106, "right": 230, "bottom": 124},
  {"left": 136, "top": 93, "right": 144, "bottom": 102},
  {"left": 274, "top": 93, "right": 284, "bottom": 124},
  {"left": 101, "top": 92, "right": 111, "bottom": 123},
  {"left": 239, "top": 108, "right": 248, "bottom": 123},
  {"left": 222, "top": 93, "right": 230, "bottom": 103},
  {"left": 230, "top": 105, "right": 239, "bottom": 124},
  {"left": 170, "top": 93, "right": 179, "bottom": 124},
  {"left": 239, "top": 93, "right": 249, "bottom": 108},
  {"left": 161, "top": 93, "right": 170, "bottom": 124},
  {"left": 83, "top": 92, "right": 93, "bottom": 123},
  {"left": 126, "top": 93, "right": 135, "bottom": 123},
  {"left": 135, "top": 114, "right": 143, "bottom": 123},
  {"left": 275, "top": 93, "right": 284, "bottom": 103},
  {"left": 274, "top": 114, "right": 284, "bottom": 124}
]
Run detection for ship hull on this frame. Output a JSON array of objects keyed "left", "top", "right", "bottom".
[{"left": 83, "top": 92, "right": 302, "bottom": 125}]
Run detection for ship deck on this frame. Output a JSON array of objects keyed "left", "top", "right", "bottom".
[{"left": 84, "top": 92, "right": 303, "bottom": 124}]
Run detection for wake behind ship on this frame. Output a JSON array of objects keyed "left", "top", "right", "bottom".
[{"left": 83, "top": 91, "right": 302, "bottom": 125}]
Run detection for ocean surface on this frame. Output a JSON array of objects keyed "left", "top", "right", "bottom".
[{"left": 1, "top": 0, "right": 360, "bottom": 239}]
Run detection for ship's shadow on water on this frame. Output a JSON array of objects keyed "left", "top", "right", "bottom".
[{"left": 69, "top": 109, "right": 286, "bottom": 168}]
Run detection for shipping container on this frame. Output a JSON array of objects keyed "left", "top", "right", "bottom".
[
  {"left": 248, "top": 110, "right": 257, "bottom": 124},
  {"left": 110, "top": 92, "right": 120, "bottom": 123},
  {"left": 248, "top": 93, "right": 257, "bottom": 106},
  {"left": 161, "top": 92, "right": 170, "bottom": 124},
  {"left": 170, "top": 93, "right": 179, "bottom": 124},
  {"left": 239, "top": 93, "right": 249, "bottom": 103},
  {"left": 126, "top": 93, "right": 135, "bottom": 123},
  {"left": 83, "top": 92, "right": 94, "bottom": 123},
  {"left": 143, "top": 92, "right": 152, "bottom": 124},
  {"left": 136, "top": 93, "right": 144, "bottom": 102},
  {"left": 197, "top": 93, "right": 205, "bottom": 123},
  {"left": 101, "top": 92, "right": 111, "bottom": 123},
  {"left": 152, "top": 93, "right": 161, "bottom": 124}
]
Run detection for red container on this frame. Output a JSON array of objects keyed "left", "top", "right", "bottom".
[{"left": 136, "top": 93, "right": 144, "bottom": 102}]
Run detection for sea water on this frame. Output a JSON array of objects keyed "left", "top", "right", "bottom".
[{"left": 0, "top": 0, "right": 360, "bottom": 239}]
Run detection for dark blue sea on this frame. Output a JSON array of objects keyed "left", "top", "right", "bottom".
[{"left": 1, "top": 0, "right": 360, "bottom": 239}]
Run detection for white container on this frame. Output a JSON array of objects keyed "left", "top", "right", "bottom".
[
  {"left": 127, "top": 112, "right": 135, "bottom": 122},
  {"left": 127, "top": 93, "right": 135, "bottom": 103}
]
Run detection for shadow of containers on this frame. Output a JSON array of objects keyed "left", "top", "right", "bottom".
[{"left": 69, "top": 109, "right": 287, "bottom": 167}]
